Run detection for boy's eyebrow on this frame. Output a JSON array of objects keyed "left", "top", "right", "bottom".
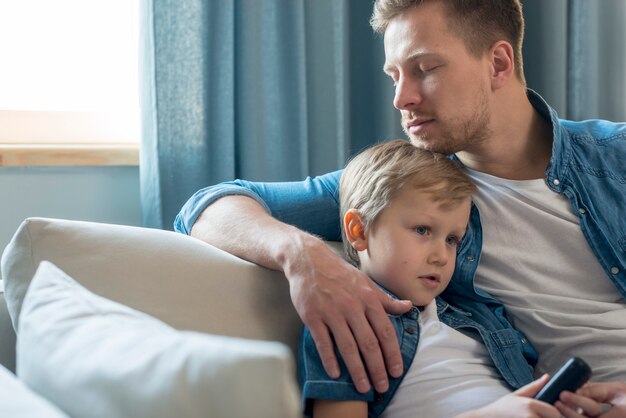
[{"left": 450, "top": 223, "right": 470, "bottom": 237}]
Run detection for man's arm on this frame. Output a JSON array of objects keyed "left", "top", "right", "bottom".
[{"left": 190, "top": 194, "right": 409, "bottom": 393}]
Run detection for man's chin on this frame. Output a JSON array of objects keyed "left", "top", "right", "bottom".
[
  {"left": 402, "top": 130, "right": 427, "bottom": 148},
  {"left": 407, "top": 129, "right": 471, "bottom": 155},
  {"left": 408, "top": 137, "right": 448, "bottom": 154}
]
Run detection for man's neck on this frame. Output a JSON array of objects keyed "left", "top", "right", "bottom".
[{"left": 456, "top": 89, "right": 553, "bottom": 180}]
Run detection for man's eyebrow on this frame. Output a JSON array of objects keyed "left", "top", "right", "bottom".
[{"left": 383, "top": 51, "right": 439, "bottom": 73}]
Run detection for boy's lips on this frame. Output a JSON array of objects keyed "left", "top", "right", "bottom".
[{"left": 418, "top": 274, "right": 441, "bottom": 288}]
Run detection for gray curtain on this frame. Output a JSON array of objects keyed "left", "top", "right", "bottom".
[
  {"left": 140, "top": 0, "right": 626, "bottom": 230},
  {"left": 139, "top": 0, "right": 401, "bottom": 229},
  {"left": 523, "top": 0, "right": 626, "bottom": 121}
]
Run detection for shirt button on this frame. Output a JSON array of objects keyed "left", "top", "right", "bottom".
[
  {"left": 578, "top": 208, "right": 587, "bottom": 215},
  {"left": 466, "top": 255, "right": 475, "bottom": 262},
  {"left": 611, "top": 267, "right": 620, "bottom": 275},
  {"left": 521, "top": 338, "right": 527, "bottom": 344},
  {"left": 405, "top": 326, "right": 415, "bottom": 334},
  {"left": 553, "top": 179, "right": 561, "bottom": 186}
]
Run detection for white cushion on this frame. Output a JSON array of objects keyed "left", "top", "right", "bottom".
[
  {"left": 0, "top": 363, "right": 69, "bottom": 418},
  {"left": 17, "top": 261, "right": 301, "bottom": 418},
  {"left": 0, "top": 217, "right": 302, "bottom": 353}
]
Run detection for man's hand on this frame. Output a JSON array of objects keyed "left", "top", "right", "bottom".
[
  {"left": 191, "top": 195, "right": 411, "bottom": 394},
  {"left": 286, "top": 236, "right": 412, "bottom": 393},
  {"left": 568, "top": 381, "right": 626, "bottom": 418}
]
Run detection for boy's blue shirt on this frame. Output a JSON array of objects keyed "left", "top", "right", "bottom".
[
  {"left": 299, "top": 287, "right": 534, "bottom": 417},
  {"left": 174, "top": 89, "right": 626, "bottom": 383}
]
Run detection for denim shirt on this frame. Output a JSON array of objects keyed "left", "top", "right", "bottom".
[
  {"left": 175, "top": 89, "right": 626, "bottom": 359},
  {"left": 299, "top": 294, "right": 534, "bottom": 418}
]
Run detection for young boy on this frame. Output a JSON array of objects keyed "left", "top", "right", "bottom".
[{"left": 298, "top": 140, "right": 572, "bottom": 418}]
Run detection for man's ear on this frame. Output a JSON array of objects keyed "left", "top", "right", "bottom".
[
  {"left": 489, "top": 40, "right": 515, "bottom": 90},
  {"left": 344, "top": 209, "right": 368, "bottom": 251}
]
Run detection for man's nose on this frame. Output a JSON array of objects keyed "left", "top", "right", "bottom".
[{"left": 393, "top": 76, "right": 422, "bottom": 111}]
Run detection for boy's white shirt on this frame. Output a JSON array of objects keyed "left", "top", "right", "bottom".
[
  {"left": 464, "top": 167, "right": 626, "bottom": 381},
  {"left": 382, "top": 300, "right": 511, "bottom": 417}
]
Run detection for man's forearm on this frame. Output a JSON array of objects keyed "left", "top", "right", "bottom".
[{"left": 190, "top": 194, "right": 310, "bottom": 272}]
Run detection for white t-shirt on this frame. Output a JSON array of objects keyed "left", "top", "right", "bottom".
[
  {"left": 464, "top": 167, "right": 626, "bottom": 380},
  {"left": 382, "top": 301, "right": 511, "bottom": 418}
]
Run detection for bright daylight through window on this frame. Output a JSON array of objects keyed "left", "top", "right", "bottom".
[{"left": 0, "top": 0, "right": 139, "bottom": 166}]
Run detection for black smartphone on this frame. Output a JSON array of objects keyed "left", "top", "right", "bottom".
[{"left": 534, "top": 357, "right": 592, "bottom": 404}]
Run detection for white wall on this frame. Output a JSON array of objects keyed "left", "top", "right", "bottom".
[{"left": 0, "top": 166, "right": 141, "bottom": 253}]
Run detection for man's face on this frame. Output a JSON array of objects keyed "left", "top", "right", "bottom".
[{"left": 383, "top": 2, "right": 492, "bottom": 155}]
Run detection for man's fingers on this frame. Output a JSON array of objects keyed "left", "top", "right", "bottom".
[
  {"left": 380, "top": 293, "right": 413, "bottom": 315},
  {"left": 557, "top": 391, "right": 603, "bottom": 418},
  {"left": 577, "top": 383, "right": 608, "bottom": 402},
  {"left": 292, "top": 256, "right": 409, "bottom": 396},
  {"left": 346, "top": 312, "right": 389, "bottom": 393},
  {"left": 577, "top": 381, "right": 626, "bottom": 411},
  {"left": 307, "top": 321, "right": 340, "bottom": 379},
  {"left": 578, "top": 382, "right": 614, "bottom": 403},
  {"left": 366, "top": 301, "right": 404, "bottom": 378},
  {"left": 330, "top": 319, "right": 372, "bottom": 393},
  {"left": 306, "top": 310, "right": 375, "bottom": 394}
]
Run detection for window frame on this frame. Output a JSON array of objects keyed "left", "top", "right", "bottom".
[{"left": 0, "top": 0, "right": 140, "bottom": 167}]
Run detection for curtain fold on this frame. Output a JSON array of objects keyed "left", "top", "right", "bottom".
[
  {"left": 522, "top": 0, "right": 626, "bottom": 121},
  {"left": 140, "top": 0, "right": 400, "bottom": 229},
  {"left": 140, "top": 0, "right": 626, "bottom": 230}
]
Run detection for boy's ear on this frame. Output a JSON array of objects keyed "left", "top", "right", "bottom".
[{"left": 344, "top": 209, "right": 367, "bottom": 251}]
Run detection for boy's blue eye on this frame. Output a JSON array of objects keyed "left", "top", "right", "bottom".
[
  {"left": 446, "top": 236, "right": 459, "bottom": 246},
  {"left": 415, "top": 226, "right": 428, "bottom": 235}
]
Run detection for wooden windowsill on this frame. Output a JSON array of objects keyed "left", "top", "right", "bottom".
[{"left": 0, "top": 144, "right": 139, "bottom": 167}]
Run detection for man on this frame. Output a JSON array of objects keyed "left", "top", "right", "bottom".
[{"left": 176, "top": 0, "right": 625, "bottom": 414}]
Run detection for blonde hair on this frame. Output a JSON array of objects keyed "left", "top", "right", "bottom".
[
  {"left": 339, "top": 139, "right": 476, "bottom": 266},
  {"left": 370, "top": 0, "right": 526, "bottom": 84}
]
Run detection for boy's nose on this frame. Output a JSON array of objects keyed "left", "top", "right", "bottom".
[{"left": 427, "top": 241, "right": 448, "bottom": 266}]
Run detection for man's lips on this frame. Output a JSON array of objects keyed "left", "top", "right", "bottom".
[{"left": 406, "top": 118, "right": 434, "bottom": 134}]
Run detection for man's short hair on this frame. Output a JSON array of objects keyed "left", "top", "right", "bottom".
[
  {"left": 370, "top": 0, "right": 525, "bottom": 83},
  {"left": 339, "top": 139, "right": 476, "bottom": 266}
]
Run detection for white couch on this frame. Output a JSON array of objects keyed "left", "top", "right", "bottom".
[{"left": 0, "top": 217, "right": 324, "bottom": 418}]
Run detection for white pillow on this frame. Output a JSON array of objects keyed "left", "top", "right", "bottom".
[
  {"left": 0, "top": 363, "right": 69, "bottom": 418},
  {"left": 17, "top": 261, "right": 301, "bottom": 418}
]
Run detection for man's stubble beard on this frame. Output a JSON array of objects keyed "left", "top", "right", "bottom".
[{"left": 403, "top": 92, "right": 492, "bottom": 156}]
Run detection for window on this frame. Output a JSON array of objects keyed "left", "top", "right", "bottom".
[{"left": 0, "top": 0, "right": 139, "bottom": 166}]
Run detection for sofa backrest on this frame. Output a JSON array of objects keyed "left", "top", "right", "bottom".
[{"left": 1, "top": 218, "right": 304, "bottom": 356}]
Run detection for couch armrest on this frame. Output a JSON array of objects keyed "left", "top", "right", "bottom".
[
  {"left": 1, "top": 218, "right": 302, "bottom": 355},
  {"left": 0, "top": 291, "right": 16, "bottom": 373}
]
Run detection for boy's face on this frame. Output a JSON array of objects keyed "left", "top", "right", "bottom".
[{"left": 357, "top": 186, "right": 471, "bottom": 308}]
